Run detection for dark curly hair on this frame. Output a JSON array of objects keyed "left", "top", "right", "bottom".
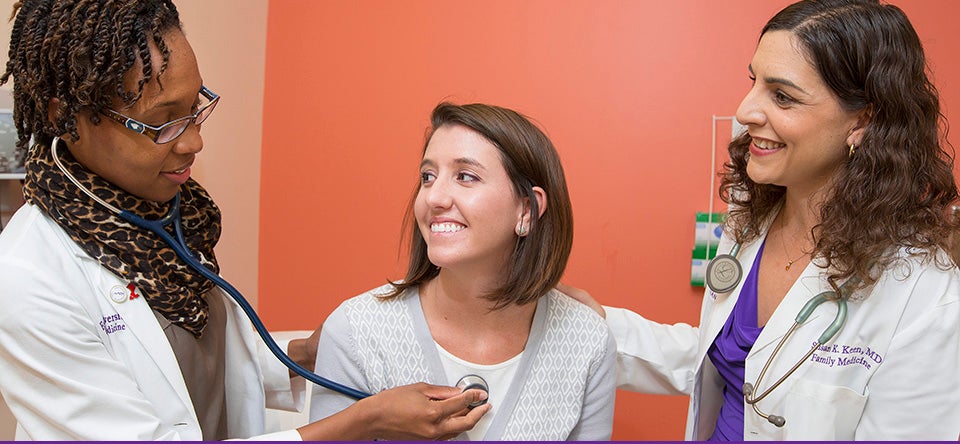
[
  {"left": 1, "top": 0, "right": 182, "bottom": 158},
  {"left": 386, "top": 102, "right": 574, "bottom": 309},
  {"left": 720, "top": 0, "right": 959, "bottom": 291}
]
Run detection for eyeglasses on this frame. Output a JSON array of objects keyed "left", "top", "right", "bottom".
[{"left": 101, "top": 85, "right": 220, "bottom": 144}]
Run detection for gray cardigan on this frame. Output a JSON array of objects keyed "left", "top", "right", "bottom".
[{"left": 309, "top": 285, "right": 616, "bottom": 440}]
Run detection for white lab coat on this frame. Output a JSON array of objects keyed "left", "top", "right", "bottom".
[
  {"left": 607, "top": 228, "right": 960, "bottom": 440},
  {"left": 0, "top": 204, "right": 305, "bottom": 440}
]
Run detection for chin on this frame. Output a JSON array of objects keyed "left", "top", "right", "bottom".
[
  {"left": 426, "top": 251, "right": 462, "bottom": 271},
  {"left": 745, "top": 165, "right": 775, "bottom": 186}
]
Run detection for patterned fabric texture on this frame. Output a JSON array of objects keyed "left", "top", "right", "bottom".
[
  {"left": 331, "top": 285, "right": 612, "bottom": 440},
  {"left": 500, "top": 294, "right": 608, "bottom": 440},
  {"left": 23, "top": 139, "right": 222, "bottom": 337}
]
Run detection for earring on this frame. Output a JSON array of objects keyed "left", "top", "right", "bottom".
[
  {"left": 848, "top": 143, "right": 857, "bottom": 158},
  {"left": 516, "top": 222, "right": 527, "bottom": 237}
]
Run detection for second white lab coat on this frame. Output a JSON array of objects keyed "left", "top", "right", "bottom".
[
  {"left": 0, "top": 204, "right": 305, "bottom": 440},
  {"left": 607, "top": 228, "right": 960, "bottom": 440}
]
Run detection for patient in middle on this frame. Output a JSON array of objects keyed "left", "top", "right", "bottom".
[{"left": 309, "top": 102, "right": 615, "bottom": 440}]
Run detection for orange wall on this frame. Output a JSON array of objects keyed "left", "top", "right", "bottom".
[{"left": 259, "top": 1, "right": 960, "bottom": 439}]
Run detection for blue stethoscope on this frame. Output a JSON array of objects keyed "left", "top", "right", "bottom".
[
  {"left": 50, "top": 137, "right": 371, "bottom": 400},
  {"left": 705, "top": 238, "right": 858, "bottom": 428}
]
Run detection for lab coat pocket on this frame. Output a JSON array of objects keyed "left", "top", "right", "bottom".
[{"left": 782, "top": 379, "right": 866, "bottom": 440}]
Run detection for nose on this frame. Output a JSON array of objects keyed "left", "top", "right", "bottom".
[
  {"left": 735, "top": 85, "right": 765, "bottom": 129},
  {"left": 422, "top": 177, "right": 453, "bottom": 210},
  {"left": 172, "top": 123, "right": 204, "bottom": 154}
]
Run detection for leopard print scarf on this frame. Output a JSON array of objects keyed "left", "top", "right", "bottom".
[{"left": 23, "top": 139, "right": 221, "bottom": 337}]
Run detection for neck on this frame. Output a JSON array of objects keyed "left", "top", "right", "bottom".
[
  {"left": 424, "top": 269, "right": 532, "bottom": 322},
  {"left": 770, "top": 192, "right": 822, "bottom": 271},
  {"left": 420, "top": 271, "right": 537, "bottom": 364},
  {"left": 779, "top": 189, "right": 824, "bottom": 235}
]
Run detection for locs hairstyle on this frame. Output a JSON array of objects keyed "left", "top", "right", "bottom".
[{"left": 1, "top": 0, "right": 182, "bottom": 156}]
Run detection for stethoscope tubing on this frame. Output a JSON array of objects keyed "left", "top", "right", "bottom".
[
  {"left": 119, "top": 200, "right": 371, "bottom": 400},
  {"left": 709, "top": 236, "right": 857, "bottom": 427},
  {"left": 50, "top": 137, "right": 370, "bottom": 400},
  {"left": 744, "top": 293, "right": 846, "bottom": 405}
]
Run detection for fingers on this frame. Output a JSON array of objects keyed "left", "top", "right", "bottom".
[
  {"left": 417, "top": 382, "right": 462, "bottom": 401},
  {"left": 437, "top": 402, "right": 492, "bottom": 438},
  {"left": 556, "top": 282, "right": 581, "bottom": 295},
  {"left": 433, "top": 388, "right": 488, "bottom": 416}
]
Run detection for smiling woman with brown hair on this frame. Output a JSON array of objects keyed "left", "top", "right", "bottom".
[
  {"left": 309, "top": 102, "right": 616, "bottom": 440},
  {"left": 565, "top": 0, "right": 960, "bottom": 440}
]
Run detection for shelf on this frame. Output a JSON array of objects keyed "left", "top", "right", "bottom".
[{"left": 0, "top": 173, "right": 25, "bottom": 180}]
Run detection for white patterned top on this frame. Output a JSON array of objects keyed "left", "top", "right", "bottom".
[{"left": 309, "top": 284, "right": 616, "bottom": 440}]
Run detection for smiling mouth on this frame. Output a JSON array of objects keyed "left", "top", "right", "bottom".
[
  {"left": 163, "top": 163, "right": 191, "bottom": 174},
  {"left": 431, "top": 222, "right": 465, "bottom": 233},
  {"left": 753, "top": 138, "right": 785, "bottom": 150}
]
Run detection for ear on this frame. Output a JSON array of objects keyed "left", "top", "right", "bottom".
[
  {"left": 846, "top": 107, "right": 872, "bottom": 147},
  {"left": 516, "top": 186, "right": 548, "bottom": 237},
  {"left": 47, "top": 97, "right": 60, "bottom": 125},
  {"left": 531, "top": 186, "right": 547, "bottom": 218},
  {"left": 519, "top": 187, "right": 548, "bottom": 221}
]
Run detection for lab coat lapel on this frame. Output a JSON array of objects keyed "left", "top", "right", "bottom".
[
  {"left": 701, "top": 232, "right": 766, "bottom": 353},
  {"left": 86, "top": 258, "right": 196, "bottom": 419},
  {"left": 749, "top": 263, "right": 828, "bottom": 356}
]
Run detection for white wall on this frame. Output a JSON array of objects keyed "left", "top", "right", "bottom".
[{"left": 0, "top": 1, "right": 268, "bottom": 438}]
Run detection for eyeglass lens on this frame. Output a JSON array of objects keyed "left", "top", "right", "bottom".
[{"left": 155, "top": 93, "right": 218, "bottom": 143}]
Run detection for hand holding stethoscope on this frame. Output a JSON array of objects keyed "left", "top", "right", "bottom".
[{"left": 705, "top": 236, "right": 859, "bottom": 428}]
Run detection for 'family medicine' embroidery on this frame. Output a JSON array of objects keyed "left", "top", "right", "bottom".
[{"left": 808, "top": 342, "right": 883, "bottom": 370}]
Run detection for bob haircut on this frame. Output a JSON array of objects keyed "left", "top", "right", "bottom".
[
  {"left": 720, "top": 0, "right": 958, "bottom": 289},
  {"left": 1, "top": 0, "right": 182, "bottom": 154},
  {"left": 386, "top": 102, "right": 574, "bottom": 308}
]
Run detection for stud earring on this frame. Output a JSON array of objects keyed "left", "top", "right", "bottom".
[
  {"left": 516, "top": 222, "right": 527, "bottom": 237},
  {"left": 848, "top": 143, "right": 857, "bottom": 158}
]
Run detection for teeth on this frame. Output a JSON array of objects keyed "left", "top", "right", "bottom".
[
  {"left": 431, "top": 222, "right": 464, "bottom": 233},
  {"left": 753, "top": 138, "right": 785, "bottom": 150}
]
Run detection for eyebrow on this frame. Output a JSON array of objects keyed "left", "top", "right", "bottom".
[
  {"left": 419, "top": 157, "right": 487, "bottom": 170},
  {"left": 148, "top": 100, "right": 180, "bottom": 113},
  {"left": 749, "top": 64, "right": 809, "bottom": 95}
]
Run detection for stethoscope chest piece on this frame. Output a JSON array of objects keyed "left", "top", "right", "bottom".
[
  {"left": 706, "top": 253, "right": 743, "bottom": 294},
  {"left": 456, "top": 374, "right": 489, "bottom": 408}
]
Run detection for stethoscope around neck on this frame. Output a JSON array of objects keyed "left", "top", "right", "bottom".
[
  {"left": 50, "top": 137, "right": 493, "bottom": 404},
  {"left": 49, "top": 137, "right": 371, "bottom": 400},
  {"left": 705, "top": 236, "right": 859, "bottom": 428}
]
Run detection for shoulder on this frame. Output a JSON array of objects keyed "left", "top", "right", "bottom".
[
  {"left": 0, "top": 204, "right": 71, "bottom": 258},
  {"left": 858, "top": 247, "right": 960, "bottom": 325},
  {"left": 336, "top": 283, "right": 410, "bottom": 314},
  {"left": 0, "top": 209, "right": 106, "bottom": 338},
  {"left": 327, "top": 284, "right": 417, "bottom": 333},
  {"left": 548, "top": 289, "right": 609, "bottom": 324},
  {"left": 877, "top": 247, "right": 959, "bottom": 297},
  {"left": 0, "top": 205, "right": 96, "bottom": 310},
  {"left": 542, "top": 289, "right": 612, "bottom": 345}
]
